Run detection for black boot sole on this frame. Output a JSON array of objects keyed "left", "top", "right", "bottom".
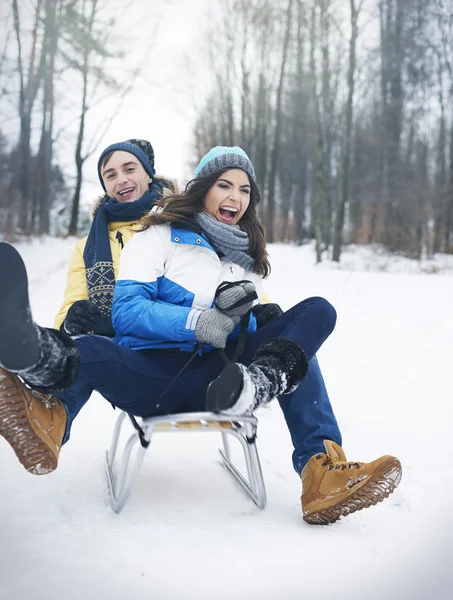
[
  {"left": 206, "top": 363, "right": 244, "bottom": 413},
  {"left": 0, "top": 243, "right": 40, "bottom": 371}
]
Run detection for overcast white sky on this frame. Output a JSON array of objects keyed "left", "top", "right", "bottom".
[
  {"left": 1, "top": 0, "right": 213, "bottom": 206},
  {"left": 78, "top": 0, "right": 212, "bottom": 202}
]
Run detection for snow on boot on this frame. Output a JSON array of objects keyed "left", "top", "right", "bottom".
[
  {"left": 0, "top": 242, "right": 80, "bottom": 393},
  {"left": 17, "top": 327, "right": 80, "bottom": 395},
  {"left": 301, "top": 440, "right": 402, "bottom": 525},
  {"left": 0, "top": 366, "right": 67, "bottom": 474},
  {"left": 206, "top": 338, "right": 308, "bottom": 415}
]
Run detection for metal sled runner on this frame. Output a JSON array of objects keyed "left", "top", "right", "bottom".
[{"left": 105, "top": 410, "right": 267, "bottom": 513}]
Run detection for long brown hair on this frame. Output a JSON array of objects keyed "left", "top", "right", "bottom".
[{"left": 139, "top": 171, "right": 271, "bottom": 277}]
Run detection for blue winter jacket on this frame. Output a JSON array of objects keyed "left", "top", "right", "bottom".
[{"left": 112, "top": 223, "right": 263, "bottom": 353}]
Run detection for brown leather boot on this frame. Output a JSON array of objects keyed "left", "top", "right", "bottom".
[
  {"left": 301, "top": 440, "right": 402, "bottom": 525},
  {"left": 0, "top": 366, "right": 67, "bottom": 475}
]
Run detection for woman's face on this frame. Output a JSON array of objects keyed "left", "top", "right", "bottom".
[
  {"left": 101, "top": 150, "right": 151, "bottom": 202},
  {"left": 203, "top": 169, "right": 251, "bottom": 225}
]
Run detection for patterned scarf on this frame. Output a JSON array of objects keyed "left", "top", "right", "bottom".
[
  {"left": 195, "top": 211, "right": 256, "bottom": 273},
  {"left": 83, "top": 184, "right": 163, "bottom": 335}
]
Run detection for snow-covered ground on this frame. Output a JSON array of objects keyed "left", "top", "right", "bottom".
[{"left": 1, "top": 237, "right": 452, "bottom": 600}]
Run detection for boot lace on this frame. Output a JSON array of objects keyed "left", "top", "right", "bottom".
[
  {"left": 315, "top": 453, "right": 361, "bottom": 471},
  {"left": 31, "top": 389, "right": 57, "bottom": 409}
]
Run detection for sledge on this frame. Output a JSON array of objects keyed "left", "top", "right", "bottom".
[{"left": 105, "top": 410, "right": 267, "bottom": 513}]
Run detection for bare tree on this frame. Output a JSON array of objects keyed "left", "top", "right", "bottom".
[
  {"left": 67, "top": 0, "right": 100, "bottom": 236},
  {"left": 309, "top": 0, "right": 327, "bottom": 263},
  {"left": 251, "top": 0, "right": 274, "bottom": 207},
  {"left": 266, "top": 0, "right": 293, "bottom": 243},
  {"left": 378, "top": 0, "right": 406, "bottom": 248},
  {"left": 0, "top": 12, "right": 14, "bottom": 102},
  {"left": 431, "top": 0, "right": 453, "bottom": 252},
  {"left": 12, "top": 0, "right": 46, "bottom": 233},
  {"left": 65, "top": 0, "right": 153, "bottom": 235},
  {"left": 332, "top": 0, "right": 362, "bottom": 262},
  {"left": 32, "top": 0, "right": 61, "bottom": 235},
  {"left": 291, "top": 0, "right": 309, "bottom": 244}
]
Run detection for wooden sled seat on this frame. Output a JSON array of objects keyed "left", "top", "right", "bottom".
[{"left": 105, "top": 410, "right": 267, "bottom": 514}]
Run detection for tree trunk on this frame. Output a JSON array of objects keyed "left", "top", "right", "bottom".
[
  {"left": 240, "top": 1, "right": 250, "bottom": 147},
  {"left": 332, "top": 0, "right": 359, "bottom": 262},
  {"left": 37, "top": 0, "right": 58, "bottom": 235},
  {"left": 379, "top": 0, "right": 404, "bottom": 250},
  {"left": 320, "top": 0, "right": 332, "bottom": 251},
  {"left": 293, "top": 0, "right": 307, "bottom": 244},
  {"left": 68, "top": 0, "right": 97, "bottom": 236},
  {"left": 68, "top": 78, "right": 87, "bottom": 236},
  {"left": 310, "top": 1, "right": 326, "bottom": 263},
  {"left": 254, "top": 73, "right": 269, "bottom": 223},
  {"left": 266, "top": 0, "right": 293, "bottom": 243},
  {"left": 12, "top": 0, "right": 44, "bottom": 234},
  {"left": 446, "top": 123, "right": 453, "bottom": 252}
]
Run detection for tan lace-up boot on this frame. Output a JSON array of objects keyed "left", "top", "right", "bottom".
[
  {"left": 301, "top": 440, "right": 402, "bottom": 525},
  {"left": 0, "top": 367, "right": 67, "bottom": 475}
]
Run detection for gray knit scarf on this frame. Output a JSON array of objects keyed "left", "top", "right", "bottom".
[{"left": 195, "top": 211, "right": 257, "bottom": 273}]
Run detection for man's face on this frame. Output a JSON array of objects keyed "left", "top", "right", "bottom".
[{"left": 101, "top": 150, "right": 151, "bottom": 202}]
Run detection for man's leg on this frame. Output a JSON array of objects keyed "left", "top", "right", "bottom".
[{"left": 0, "top": 333, "right": 199, "bottom": 474}]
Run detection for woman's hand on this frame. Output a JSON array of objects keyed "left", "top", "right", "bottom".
[
  {"left": 195, "top": 309, "right": 238, "bottom": 348},
  {"left": 252, "top": 303, "right": 283, "bottom": 328},
  {"left": 214, "top": 280, "right": 257, "bottom": 318}
]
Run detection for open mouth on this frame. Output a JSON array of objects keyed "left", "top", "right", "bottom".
[
  {"left": 218, "top": 206, "right": 238, "bottom": 223},
  {"left": 117, "top": 187, "right": 136, "bottom": 200}
]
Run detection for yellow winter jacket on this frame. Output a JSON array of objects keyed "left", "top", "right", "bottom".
[
  {"left": 54, "top": 180, "right": 177, "bottom": 331},
  {"left": 54, "top": 220, "right": 142, "bottom": 330}
]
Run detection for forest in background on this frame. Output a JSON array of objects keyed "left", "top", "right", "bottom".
[
  {"left": 194, "top": 0, "right": 453, "bottom": 261},
  {"left": 1, "top": 0, "right": 453, "bottom": 263}
]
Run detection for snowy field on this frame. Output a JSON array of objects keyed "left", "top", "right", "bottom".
[{"left": 1, "top": 237, "right": 452, "bottom": 600}]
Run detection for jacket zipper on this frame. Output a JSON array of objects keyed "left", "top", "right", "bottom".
[{"left": 116, "top": 231, "right": 124, "bottom": 249}]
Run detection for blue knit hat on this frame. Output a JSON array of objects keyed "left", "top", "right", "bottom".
[
  {"left": 97, "top": 138, "right": 155, "bottom": 191},
  {"left": 194, "top": 146, "right": 256, "bottom": 182}
]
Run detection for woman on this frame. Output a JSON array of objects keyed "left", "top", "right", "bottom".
[
  {"left": 54, "top": 138, "right": 176, "bottom": 337},
  {"left": 0, "top": 146, "right": 401, "bottom": 525}
]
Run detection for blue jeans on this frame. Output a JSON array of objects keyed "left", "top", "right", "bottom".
[
  {"left": 282, "top": 355, "right": 342, "bottom": 473},
  {"left": 58, "top": 297, "right": 342, "bottom": 473}
]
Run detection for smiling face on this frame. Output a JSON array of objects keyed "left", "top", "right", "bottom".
[
  {"left": 101, "top": 150, "right": 151, "bottom": 202},
  {"left": 203, "top": 169, "right": 251, "bottom": 225}
]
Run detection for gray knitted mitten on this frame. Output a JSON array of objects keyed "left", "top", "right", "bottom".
[
  {"left": 215, "top": 281, "right": 257, "bottom": 318},
  {"left": 195, "top": 309, "right": 237, "bottom": 348}
]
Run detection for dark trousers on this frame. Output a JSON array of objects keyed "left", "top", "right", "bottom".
[{"left": 59, "top": 296, "right": 342, "bottom": 473}]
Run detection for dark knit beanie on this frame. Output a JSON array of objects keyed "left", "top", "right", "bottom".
[{"left": 97, "top": 138, "right": 155, "bottom": 191}]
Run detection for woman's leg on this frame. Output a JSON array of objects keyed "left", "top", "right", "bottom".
[
  {"left": 218, "top": 298, "right": 402, "bottom": 524},
  {"left": 206, "top": 296, "right": 336, "bottom": 414},
  {"left": 278, "top": 355, "right": 342, "bottom": 474},
  {"left": 219, "top": 298, "right": 342, "bottom": 472},
  {"left": 62, "top": 336, "right": 202, "bottom": 426},
  {"left": 238, "top": 296, "right": 337, "bottom": 363}
]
